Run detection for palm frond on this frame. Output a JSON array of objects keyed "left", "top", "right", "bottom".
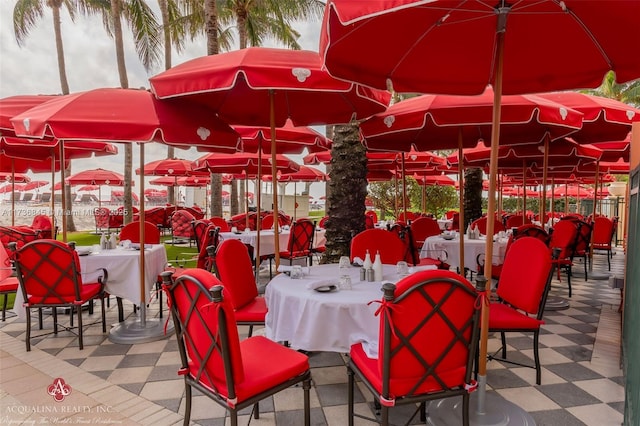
[
  {"left": 13, "top": 0, "right": 45, "bottom": 45},
  {"left": 123, "top": 0, "right": 162, "bottom": 71}
]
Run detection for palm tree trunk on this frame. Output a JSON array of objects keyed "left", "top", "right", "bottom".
[
  {"left": 52, "top": 3, "right": 76, "bottom": 233},
  {"left": 464, "top": 167, "right": 483, "bottom": 230},
  {"left": 159, "top": 0, "right": 175, "bottom": 206},
  {"left": 323, "top": 123, "right": 367, "bottom": 263},
  {"left": 111, "top": 0, "right": 133, "bottom": 224},
  {"left": 205, "top": 0, "right": 223, "bottom": 217}
]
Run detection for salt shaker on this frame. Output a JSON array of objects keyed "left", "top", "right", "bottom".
[
  {"left": 360, "top": 267, "right": 366, "bottom": 281},
  {"left": 366, "top": 268, "right": 375, "bottom": 282}
]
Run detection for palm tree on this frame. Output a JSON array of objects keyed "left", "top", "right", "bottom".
[
  {"left": 13, "top": 0, "right": 80, "bottom": 233},
  {"left": 323, "top": 123, "right": 367, "bottom": 263},
  {"left": 463, "top": 168, "right": 483, "bottom": 231},
  {"left": 99, "top": 0, "right": 161, "bottom": 224},
  {"left": 585, "top": 71, "right": 640, "bottom": 107}
]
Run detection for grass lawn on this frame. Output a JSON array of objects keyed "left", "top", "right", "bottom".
[{"left": 2, "top": 232, "right": 198, "bottom": 311}]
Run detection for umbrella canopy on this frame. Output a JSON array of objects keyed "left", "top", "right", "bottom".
[
  {"left": 360, "top": 89, "right": 584, "bottom": 152},
  {"left": 66, "top": 168, "right": 127, "bottom": 186},
  {"left": 0, "top": 153, "right": 68, "bottom": 173},
  {"left": 194, "top": 152, "right": 300, "bottom": 176},
  {"left": 263, "top": 165, "right": 327, "bottom": 183},
  {"left": 149, "top": 47, "right": 390, "bottom": 127},
  {"left": 591, "top": 135, "right": 631, "bottom": 163},
  {"left": 321, "top": 0, "right": 640, "bottom": 95},
  {"left": 10, "top": 88, "right": 241, "bottom": 152},
  {"left": 137, "top": 158, "right": 209, "bottom": 177},
  {"left": 0, "top": 95, "right": 58, "bottom": 137},
  {"left": 537, "top": 92, "right": 639, "bottom": 143},
  {"left": 546, "top": 184, "right": 594, "bottom": 199},
  {"left": 149, "top": 175, "right": 218, "bottom": 187},
  {"left": 0, "top": 183, "right": 24, "bottom": 193},
  {"left": 454, "top": 138, "right": 603, "bottom": 170},
  {"left": 230, "top": 120, "right": 331, "bottom": 154},
  {"left": 413, "top": 174, "right": 456, "bottom": 187},
  {"left": 2, "top": 137, "right": 119, "bottom": 160},
  {"left": 19, "top": 181, "right": 49, "bottom": 191},
  {"left": 0, "top": 171, "right": 30, "bottom": 183},
  {"left": 78, "top": 185, "right": 100, "bottom": 192}
]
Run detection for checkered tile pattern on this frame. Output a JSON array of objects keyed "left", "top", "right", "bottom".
[{"left": 0, "top": 251, "right": 624, "bottom": 425}]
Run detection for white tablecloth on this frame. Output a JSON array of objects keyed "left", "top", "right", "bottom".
[
  {"left": 420, "top": 235, "right": 508, "bottom": 270},
  {"left": 219, "top": 228, "right": 326, "bottom": 258},
  {"left": 265, "top": 263, "right": 435, "bottom": 356},
  {"left": 12, "top": 244, "right": 167, "bottom": 320}
]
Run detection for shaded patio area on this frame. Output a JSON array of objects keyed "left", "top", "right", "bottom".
[{"left": 0, "top": 251, "right": 625, "bottom": 425}]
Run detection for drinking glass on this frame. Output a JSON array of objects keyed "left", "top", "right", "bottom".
[
  {"left": 396, "top": 261, "right": 409, "bottom": 277},
  {"left": 290, "top": 265, "right": 303, "bottom": 279}
]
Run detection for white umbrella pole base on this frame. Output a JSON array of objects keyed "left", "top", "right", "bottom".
[
  {"left": 109, "top": 306, "right": 174, "bottom": 344},
  {"left": 545, "top": 296, "right": 570, "bottom": 311},
  {"left": 427, "top": 392, "right": 536, "bottom": 426}
]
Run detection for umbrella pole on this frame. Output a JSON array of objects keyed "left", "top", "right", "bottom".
[
  {"left": 540, "top": 135, "right": 550, "bottom": 226},
  {"left": 293, "top": 182, "right": 297, "bottom": 222},
  {"left": 565, "top": 183, "right": 569, "bottom": 214},
  {"left": 255, "top": 150, "right": 263, "bottom": 281},
  {"left": 11, "top": 160, "right": 15, "bottom": 227},
  {"left": 245, "top": 176, "right": 250, "bottom": 229},
  {"left": 269, "top": 91, "right": 281, "bottom": 271},
  {"left": 109, "top": 143, "right": 173, "bottom": 344},
  {"left": 401, "top": 154, "right": 407, "bottom": 219},
  {"left": 51, "top": 156, "right": 56, "bottom": 236},
  {"left": 522, "top": 162, "right": 527, "bottom": 222},
  {"left": 421, "top": 177, "right": 426, "bottom": 213},
  {"left": 60, "top": 142, "right": 67, "bottom": 242},
  {"left": 457, "top": 130, "right": 465, "bottom": 275}
]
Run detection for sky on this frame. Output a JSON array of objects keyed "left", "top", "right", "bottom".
[{"left": 0, "top": 1, "right": 328, "bottom": 199}]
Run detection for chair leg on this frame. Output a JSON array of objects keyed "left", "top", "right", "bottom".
[
  {"left": 77, "top": 305, "right": 84, "bottom": 350},
  {"left": 381, "top": 404, "right": 390, "bottom": 426},
  {"left": 38, "top": 308, "right": 43, "bottom": 330},
  {"left": 303, "top": 376, "right": 311, "bottom": 426},
  {"left": 347, "top": 367, "right": 355, "bottom": 426},
  {"left": 253, "top": 402, "right": 260, "bottom": 419},
  {"left": 462, "top": 393, "right": 470, "bottom": 426},
  {"left": 420, "top": 402, "right": 427, "bottom": 422},
  {"left": 607, "top": 249, "right": 611, "bottom": 270},
  {"left": 248, "top": 325, "right": 254, "bottom": 337},
  {"left": 567, "top": 266, "right": 572, "bottom": 297},
  {"left": 116, "top": 297, "right": 124, "bottom": 322},
  {"left": 533, "top": 330, "right": 541, "bottom": 385},
  {"left": 583, "top": 255, "right": 588, "bottom": 281},
  {"left": 1, "top": 294, "right": 7, "bottom": 321},
  {"left": 53, "top": 308, "right": 59, "bottom": 334},
  {"left": 501, "top": 332, "right": 507, "bottom": 359},
  {"left": 157, "top": 282, "right": 163, "bottom": 319},
  {"left": 26, "top": 307, "right": 32, "bottom": 352},
  {"left": 101, "top": 297, "right": 107, "bottom": 333},
  {"left": 183, "top": 383, "right": 192, "bottom": 426},
  {"left": 230, "top": 411, "right": 238, "bottom": 426}
]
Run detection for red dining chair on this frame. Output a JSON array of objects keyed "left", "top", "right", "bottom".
[
  {"left": 0, "top": 225, "right": 41, "bottom": 252},
  {"left": 569, "top": 219, "right": 593, "bottom": 279},
  {"left": 470, "top": 216, "right": 505, "bottom": 235},
  {"left": 274, "top": 219, "right": 316, "bottom": 271},
  {"left": 347, "top": 270, "right": 481, "bottom": 426},
  {"left": 410, "top": 216, "right": 442, "bottom": 248},
  {"left": 591, "top": 216, "right": 616, "bottom": 270},
  {"left": 209, "top": 216, "right": 230, "bottom": 232},
  {"left": 547, "top": 219, "right": 579, "bottom": 297},
  {"left": 119, "top": 221, "right": 161, "bottom": 244},
  {"left": 214, "top": 239, "right": 267, "bottom": 337},
  {"left": 93, "top": 207, "right": 111, "bottom": 234},
  {"left": 10, "top": 240, "right": 107, "bottom": 351},
  {"left": 0, "top": 243, "right": 19, "bottom": 322},
  {"left": 31, "top": 215, "right": 57, "bottom": 240},
  {"left": 488, "top": 237, "right": 559, "bottom": 385},
  {"left": 191, "top": 219, "right": 212, "bottom": 251},
  {"left": 350, "top": 229, "right": 406, "bottom": 265},
  {"left": 170, "top": 209, "right": 196, "bottom": 246},
  {"left": 161, "top": 268, "right": 311, "bottom": 426},
  {"left": 505, "top": 214, "right": 531, "bottom": 229}
]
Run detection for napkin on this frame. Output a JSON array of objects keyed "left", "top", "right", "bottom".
[
  {"left": 409, "top": 265, "right": 437, "bottom": 273},
  {"left": 306, "top": 279, "right": 339, "bottom": 290},
  {"left": 352, "top": 257, "right": 364, "bottom": 266}
]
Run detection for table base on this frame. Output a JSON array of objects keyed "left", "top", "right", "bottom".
[
  {"left": 109, "top": 307, "right": 174, "bottom": 344},
  {"left": 545, "top": 296, "right": 570, "bottom": 311},
  {"left": 427, "top": 391, "right": 535, "bottom": 426}
]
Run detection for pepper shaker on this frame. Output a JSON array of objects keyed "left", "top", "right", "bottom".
[{"left": 366, "top": 267, "right": 375, "bottom": 282}]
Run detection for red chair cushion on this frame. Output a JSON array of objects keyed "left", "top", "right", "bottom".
[
  {"left": 197, "top": 336, "right": 309, "bottom": 404},
  {"left": 0, "top": 277, "right": 19, "bottom": 293},
  {"left": 489, "top": 303, "right": 544, "bottom": 330},
  {"left": 27, "top": 282, "right": 103, "bottom": 305},
  {"left": 350, "top": 342, "right": 467, "bottom": 397},
  {"left": 234, "top": 297, "right": 267, "bottom": 323}
]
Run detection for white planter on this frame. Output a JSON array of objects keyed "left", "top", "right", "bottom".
[{"left": 607, "top": 181, "right": 627, "bottom": 197}]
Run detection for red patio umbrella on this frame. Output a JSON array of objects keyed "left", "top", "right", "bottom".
[
  {"left": 263, "top": 165, "right": 327, "bottom": 220},
  {"left": 150, "top": 47, "right": 391, "bottom": 268},
  {"left": 0, "top": 171, "right": 31, "bottom": 183},
  {"left": 6, "top": 88, "right": 243, "bottom": 345},
  {"left": 230, "top": 120, "right": 332, "bottom": 154},
  {"left": 320, "top": 1, "right": 640, "bottom": 422},
  {"left": 0, "top": 95, "right": 58, "bottom": 137},
  {"left": 19, "top": 181, "right": 49, "bottom": 191},
  {"left": 65, "top": 168, "right": 128, "bottom": 209},
  {"left": 137, "top": 158, "right": 210, "bottom": 207},
  {"left": 78, "top": 185, "right": 99, "bottom": 192}
]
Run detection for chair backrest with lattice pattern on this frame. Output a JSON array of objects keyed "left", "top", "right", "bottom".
[
  {"left": 286, "top": 219, "right": 315, "bottom": 256},
  {"left": 197, "top": 225, "right": 220, "bottom": 270},
  {"left": 162, "top": 269, "right": 242, "bottom": 400},
  {"left": 171, "top": 210, "right": 196, "bottom": 238},
  {"left": 376, "top": 270, "right": 480, "bottom": 398},
  {"left": 0, "top": 226, "right": 41, "bottom": 252},
  {"left": 11, "top": 240, "right": 83, "bottom": 304},
  {"left": 214, "top": 239, "right": 257, "bottom": 309},
  {"left": 31, "top": 215, "right": 55, "bottom": 240}
]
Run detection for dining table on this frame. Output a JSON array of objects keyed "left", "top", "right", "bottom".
[
  {"left": 219, "top": 228, "right": 326, "bottom": 259},
  {"left": 420, "top": 234, "right": 509, "bottom": 270},
  {"left": 11, "top": 244, "right": 168, "bottom": 321},
  {"left": 265, "top": 262, "right": 436, "bottom": 357}
]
